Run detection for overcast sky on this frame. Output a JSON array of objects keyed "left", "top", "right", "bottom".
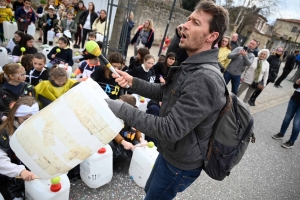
[
  {"left": 217, "top": 0, "right": 300, "bottom": 24},
  {"left": 270, "top": 0, "right": 300, "bottom": 22}
]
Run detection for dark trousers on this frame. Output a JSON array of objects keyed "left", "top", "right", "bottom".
[
  {"left": 274, "top": 69, "right": 292, "bottom": 86},
  {"left": 250, "top": 80, "right": 270, "bottom": 100},
  {"left": 75, "top": 26, "right": 82, "bottom": 45},
  {"left": 43, "top": 28, "right": 53, "bottom": 45},
  {"left": 82, "top": 28, "right": 91, "bottom": 48},
  {"left": 0, "top": 23, "right": 4, "bottom": 42}
]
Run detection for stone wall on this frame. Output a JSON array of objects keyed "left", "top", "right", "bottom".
[{"left": 131, "top": 0, "right": 191, "bottom": 45}]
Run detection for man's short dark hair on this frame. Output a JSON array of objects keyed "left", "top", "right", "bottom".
[{"left": 195, "top": 0, "right": 229, "bottom": 47}]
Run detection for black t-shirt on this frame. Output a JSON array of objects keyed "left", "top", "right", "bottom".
[
  {"left": 26, "top": 68, "right": 49, "bottom": 86},
  {"left": 127, "top": 65, "right": 156, "bottom": 83},
  {"left": 91, "top": 66, "right": 121, "bottom": 100},
  {"left": 12, "top": 45, "right": 38, "bottom": 57}
]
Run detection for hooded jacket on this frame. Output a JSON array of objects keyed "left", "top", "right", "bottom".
[
  {"left": 226, "top": 46, "right": 255, "bottom": 76},
  {"left": 241, "top": 49, "right": 270, "bottom": 86},
  {"left": 47, "top": 46, "right": 74, "bottom": 66},
  {"left": 115, "top": 48, "right": 226, "bottom": 170}
]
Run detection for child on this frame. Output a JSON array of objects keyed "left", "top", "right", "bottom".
[
  {"left": 110, "top": 94, "right": 145, "bottom": 171},
  {"left": 127, "top": 54, "right": 156, "bottom": 83},
  {"left": 0, "top": 96, "right": 38, "bottom": 200},
  {"left": 26, "top": 53, "right": 49, "bottom": 86},
  {"left": 57, "top": 11, "right": 77, "bottom": 42},
  {"left": 12, "top": 0, "right": 23, "bottom": 11},
  {"left": 47, "top": 36, "right": 74, "bottom": 68},
  {"left": 36, "top": 0, "right": 46, "bottom": 42},
  {"left": 128, "top": 47, "right": 150, "bottom": 69},
  {"left": 73, "top": 40, "right": 101, "bottom": 64},
  {"left": 0, "top": 0, "right": 13, "bottom": 43},
  {"left": 6, "top": 31, "right": 24, "bottom": 54},
  {"left": 14, "top": 0, "right": 36, "bottom": 32},
  {"left": 73, "top": 55, "right": 100, "bottom": 81},
  {"left": 41, "top": 5, "right": 59, "bottom": 45},
  {"left": 12, "top": 34, "right": 38, "bottom": 62},
  {"left": 35, "top": 64, "right": 77, "bottom": 108},
  {"left": 21, "top": 54, "right": 33, "bottom": 74},
  {"left": 78, "top": 31, "right": 96, "bottom": 56},
  {"left": 0, "top": 63, "right": 35, "bottom": 118},
  {"left": 91, "top": 52, "right": 124, "bottom": 99}
]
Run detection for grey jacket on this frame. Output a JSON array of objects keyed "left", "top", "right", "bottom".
[
  {"left": 117, "top": 49, "right": 226, "bottom": 170},
  {"left": 59, "top": 19, "right": 77, "bottom": 40},
  {"left": 226, "top": 47, "right": 255, "bottom": 76}
]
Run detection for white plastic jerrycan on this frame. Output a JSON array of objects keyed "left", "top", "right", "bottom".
[
  {"left": 25, "top": 174, "right": 70, "bottom": 200},
  {"left": 27, "top": 23, "right": 36, "bottom": 37},
  {"left": 129, "top": 142, "right": 159, "bottom": 187},
  {"left": 3, "top": 21, "right": 18, "bottom": 41},
  {"left": 47, "top": 30, "right": 55, "bottom": 42},
  {"left": 58, "top": 64, "right": 72, "bottom": 78},
  {"left": 80, "top": 144, "right": 113, "bottom": 188}
]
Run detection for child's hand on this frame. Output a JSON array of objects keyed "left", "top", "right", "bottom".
[
  {"left": 139, "top": 138, "right": 147, "bottom": 145},
  {"left": 159, "top": 76, "right": 165, "bottom": 84},
  {"left": 76, "top": 60, "right": 80, "bottom": 63},
  {"left": 121, "top": 140, "right": 134, "bottom": 150},
  {"left": 20, "top": 169, "right": 35, "bottom": 181},
  {"left": 1, "top": 116, "right": 7, "bottom": 121},
  {"left": 51, "top": 54, "right": 55, "bottom": 58}
]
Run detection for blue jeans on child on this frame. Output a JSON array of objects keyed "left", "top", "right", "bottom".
[
  {"left": 280, "top": 98, "right": 300, "bottom": 143},
  {"left": 144, "top": 154, "right": 202, "bottom": 200},
  {"left": 224, "top": 71, "right": 241, "bottom": 95}
]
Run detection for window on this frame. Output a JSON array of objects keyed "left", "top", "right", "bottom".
[{"left": 291, "top": 26, "right": 298, "bottom": 32}]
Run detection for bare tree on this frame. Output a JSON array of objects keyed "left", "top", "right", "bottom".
[{"left": 223, "top": 0, "right": 285, "bottom": 34}]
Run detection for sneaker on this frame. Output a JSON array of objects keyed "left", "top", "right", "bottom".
[
  {"left": 73, "top": 44, "right": 80, "bottom": 48},
  {"left": 272, "top": 133, "right": 284, "bottom": 140},
  {"left": 281, "top": 140, "right": 294, "bottom": 149},
  {"left": 248, "top": 99, "right": 255, "bottom": 106}
]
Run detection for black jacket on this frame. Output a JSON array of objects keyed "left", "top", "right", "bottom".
[
  {"left": 267, "top": 55, "right": 281, "bottom": 83},
  {"left": 284, "top": 54, "right": 296, "bottom": 71},
  {"left": 79, "top": 10, "right": 98, "bottom": 30},
  {"left": 47, "top": 46, "right": 74, "bottom": 66},
  {"left": 0, "top": 81, "right": 35, "bottom": 116},
  {"left": 131, "top": 27, "right": 154, "bottom": 49}
]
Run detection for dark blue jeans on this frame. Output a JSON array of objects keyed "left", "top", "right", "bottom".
[
  {"left": 224, "top": 71, "right": 241, "bottom": 95},
  {"left": 280, "top": 99, "right": 300, "bottom": 143},
  {"left": 144, "top": 154, "right": 202, "bottom": 200}
]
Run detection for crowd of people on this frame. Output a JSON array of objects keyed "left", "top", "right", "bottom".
[{"left": 0, "top": 0, "right": 299, "bottom": 199}]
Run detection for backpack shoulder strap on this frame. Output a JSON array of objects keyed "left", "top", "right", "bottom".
[{"left": 176, "top": 63, "right": 229, "bottom": 97}]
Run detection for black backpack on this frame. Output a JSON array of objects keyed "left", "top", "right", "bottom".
[{"left": 178, "top": 64, "right": 255, "bottom": 181}]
